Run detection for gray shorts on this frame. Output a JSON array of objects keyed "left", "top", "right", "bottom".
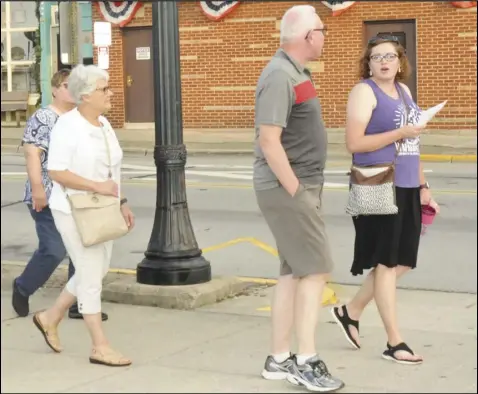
[{"left": 255, "top": 183, "right": 333, "bottom": 278}]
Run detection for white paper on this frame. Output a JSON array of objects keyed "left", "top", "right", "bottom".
[
  {"left": 97, "top": 46, "right": 109, "bottom": 70},
  {"left": 136, "top": 47, "right": 151, "bottom": 60},
  {"left": 417, "top": 100, "right": 447, "bottom": 126}
]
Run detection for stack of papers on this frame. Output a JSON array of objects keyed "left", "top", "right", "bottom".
[{"left": 417, "top": 101, "right": 447, "bottom": 126}]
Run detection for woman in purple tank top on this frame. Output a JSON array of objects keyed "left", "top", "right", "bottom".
[{"left": 330, "top": 36, "right": 440, "bottom": 365}]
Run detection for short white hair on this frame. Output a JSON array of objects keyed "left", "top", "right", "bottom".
[
  {"left": 68, "top": 64, "right": 109, "bottom": 104},
  {"left": 280, "top": 5, "right": 319, "bottom": 45}
]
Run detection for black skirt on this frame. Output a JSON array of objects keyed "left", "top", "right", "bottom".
[{"left": 351, "top": 187, "right": 422, "bottom": 276}]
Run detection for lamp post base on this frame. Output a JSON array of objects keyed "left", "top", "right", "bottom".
[{"left": 137, "top": 255, "right": 211, "bottom": 286}]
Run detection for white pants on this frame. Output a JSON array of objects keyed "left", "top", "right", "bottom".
[{"left": 51, "top": 209, "right": 113, "bottom": 314}]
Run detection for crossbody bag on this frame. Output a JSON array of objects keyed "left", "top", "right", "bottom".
[{"left": 345, "top": 84, "right": 409, "bottom": 217}]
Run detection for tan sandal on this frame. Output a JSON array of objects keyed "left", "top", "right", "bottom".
[
  {"left": 32, "top": 312, "right": 63, "bottom": 353},
  {"left": 89, "top": 348, "right": 132, "bottom": 367}
]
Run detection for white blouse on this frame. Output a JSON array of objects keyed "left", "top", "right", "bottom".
[{"left": 47, "top": 108, "right": 123, "bottom": 214}]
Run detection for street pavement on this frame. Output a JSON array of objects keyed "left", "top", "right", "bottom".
[
  {"left": 1, "top": 152, "right": 477, "bottom": 393},
  {"left": 1, "top": 153, "right": 477, "bottom": 294},
  {"left": 1, "top": 284, "right": 476, "bottom": 393}
]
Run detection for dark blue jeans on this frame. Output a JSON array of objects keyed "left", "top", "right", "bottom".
[{"left": 16, "top": 205, "right": 76, "bottom": 300}]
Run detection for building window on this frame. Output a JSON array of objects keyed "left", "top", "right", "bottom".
[{"left": 0, "top": 1, "right": 38, "bottom": 93}]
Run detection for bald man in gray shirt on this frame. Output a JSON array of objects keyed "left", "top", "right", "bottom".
[{"left": 254, "top": 5, "right": 344, "bottom": 393}]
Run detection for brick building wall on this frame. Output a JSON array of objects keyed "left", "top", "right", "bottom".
[{"left": 92, "top": 1, "right": 477, "bottom": 131}]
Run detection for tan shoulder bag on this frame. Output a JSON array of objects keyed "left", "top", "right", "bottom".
[{"left": 65, "top": 125, "right": 129, "bottom": 247}]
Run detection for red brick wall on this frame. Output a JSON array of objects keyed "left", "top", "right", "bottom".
[{"left": 93, "top": 1, "right": 477, "bottom": 130}]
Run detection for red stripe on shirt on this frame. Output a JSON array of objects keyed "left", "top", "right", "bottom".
[{"left": 294, "top": 80, "right": 317, "bottom": 104}]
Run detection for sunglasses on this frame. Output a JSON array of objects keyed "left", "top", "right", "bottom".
[{"left": 367, "top": 35, "right": 400, "bottom": 46}]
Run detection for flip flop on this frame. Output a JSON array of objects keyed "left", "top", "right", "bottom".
[
  {"left": 89, "top": 349, "right": 132, "bottom": 367},
  {"left": 32, "top": 312, "right": 62, "bottom": 353},
  {"left": 331, "top": 305, "right": 361, "bottom": 349},
  {"left": 382, "top": 342, "right": 423, "bottom": 365}
]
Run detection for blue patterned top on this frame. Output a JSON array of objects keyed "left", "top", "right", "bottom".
[{"left": 22, "top": 107, "right": 60, "bottom": 204}]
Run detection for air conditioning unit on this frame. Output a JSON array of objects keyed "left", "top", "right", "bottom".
[{"left": 51, "top": 5, "right": 59, "bottom": 27}]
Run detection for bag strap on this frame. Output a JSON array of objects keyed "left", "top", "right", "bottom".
[
  {"left": 394, "top": 82, "right": 410, "bottom": 164},
  {"left": 99, "top": 123, "right": 113, "bottom": 179}
]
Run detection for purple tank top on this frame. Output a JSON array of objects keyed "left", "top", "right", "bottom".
[{"left": 353, "top": 79, "right": 422, "bottom": 188}]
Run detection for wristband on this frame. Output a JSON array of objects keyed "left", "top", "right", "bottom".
[{"left": 120, "top": 198, "right": 128, "bottom": 205}]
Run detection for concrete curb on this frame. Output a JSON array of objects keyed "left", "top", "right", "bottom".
[
  {"left": 1, "top": 260, "right": 339, "bottom": 308},
  {"left": 2, "top": 144, "right": 477, "bottom": 162},
  {"left": 1, "top": 261, "right": 252, "bottom": 310}
]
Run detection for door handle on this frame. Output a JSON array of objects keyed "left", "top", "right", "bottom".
[{"left": 126, "top": 75, "right": 133, "bottom": 87}]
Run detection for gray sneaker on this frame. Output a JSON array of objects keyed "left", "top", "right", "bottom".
[
  {"left": 286, "top": 355, "right": 345, "bottom": 392},
  {"left": 261, "top": 354, "right": 295, "bottom": 380}
]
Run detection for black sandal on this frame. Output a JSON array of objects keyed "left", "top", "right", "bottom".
[
  {"left": 382, "top": 342, "right": 423, "bottom": 365},
  {"left": 331, "top": 305, "right": 360, "bottom": 349}
]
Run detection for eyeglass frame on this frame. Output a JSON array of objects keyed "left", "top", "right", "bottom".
[
  {"left": 305, "top": 26, "right": 328, "bottom": 40},
  {"left": 367, "top": 34, "right": 407, "bottom": 60},
  {"left": 95, "top": 86, "right": 111, "bottom": 94},
  {"left": 369, "top": 53, "right": 399, "bottom": 63}
]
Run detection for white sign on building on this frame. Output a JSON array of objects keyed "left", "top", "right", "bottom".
[{"left": 93, "top": 21, "right": 112, "bottom": 47}]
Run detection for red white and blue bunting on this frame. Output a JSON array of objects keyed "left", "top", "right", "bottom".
[
  {"left": 199, "top": 1, "right": 240, "bottom": 21},
  {"left": 451, "top": 1, "right": 477, "bottom": 8},
  {"left": 95, "top": 1, "right": 143, "bottom": 27},
  {"left": 96, "top": 1, "right": 477, "bottom": 27},
  {"left": 321, "top": 1, "right": 356, "bottom": 16}
]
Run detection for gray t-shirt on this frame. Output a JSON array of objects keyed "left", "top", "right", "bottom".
[{"left": 253, "top": 49, "right": 328, "bottom": 190}]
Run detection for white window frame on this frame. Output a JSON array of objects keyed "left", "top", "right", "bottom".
[{"left": 1, "top": 1, "right": 38, "bottom": 93}]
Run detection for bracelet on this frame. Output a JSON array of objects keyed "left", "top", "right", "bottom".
[{"left": 120, "top": 198, "right": 128, "bottom": 205}]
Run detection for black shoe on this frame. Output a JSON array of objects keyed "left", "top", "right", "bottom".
[
  {"left": 12, "top": 279, "right": 29, "bottom": 317},
  {"left": 287, "top": 355, "right": 345, "bottom": 392},
  {"left": 68, "top": 307, "right": 109, "bottom": 322},
  {"left": 261, "top": 354, "right": 295, "bottom": 380}
]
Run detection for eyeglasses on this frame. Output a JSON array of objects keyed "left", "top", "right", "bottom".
[
  {"left": 368, "top": 35, "right": 400, "bottom": 46},
  {"left": 96, "top": 86, "right": 111, "bottom": 94},
  {"left": 305, "top": 26, "right": 328, "bottom": 39},
  {"left": 370, "top": 53, "right": 399, "bottom": 63}
]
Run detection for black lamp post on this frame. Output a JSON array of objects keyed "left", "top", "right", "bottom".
[{"left": 136, "top": 2, "right": 211, "bottom": 286}]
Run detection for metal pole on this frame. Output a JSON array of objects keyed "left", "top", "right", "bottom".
[{"left": 136, "top": 2, "right": 211, "bottom": 286}]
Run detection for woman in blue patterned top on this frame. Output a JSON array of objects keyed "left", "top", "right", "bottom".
[{"left": 12, "top": 69, "right": 108, "bottom": 322}]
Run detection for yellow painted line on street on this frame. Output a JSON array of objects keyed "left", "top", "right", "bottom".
[
  {"left": 202, "top": 237, "right": 252, "bottom": 252},
  {"left": 248, "top": 237, "right": 279, "bottom": 256}
]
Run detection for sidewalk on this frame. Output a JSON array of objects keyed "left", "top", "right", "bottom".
[
  {"left": 1, "top": 126, "right": 477, "bottom": 162},
  {"left": 1, "top": 281, "right": 476, "bottom": 392}
]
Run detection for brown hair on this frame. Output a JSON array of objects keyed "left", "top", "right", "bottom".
[
  {"left": 51, "top": 68, "right": 70, "bottom": 88},
  {"left": 358, "top": 37, "right": 411, "bottom": 82}
]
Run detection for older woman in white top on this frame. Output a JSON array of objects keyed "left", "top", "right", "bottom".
[{"left": 32, "top": 64, "right": 134, "bottom": 367}]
